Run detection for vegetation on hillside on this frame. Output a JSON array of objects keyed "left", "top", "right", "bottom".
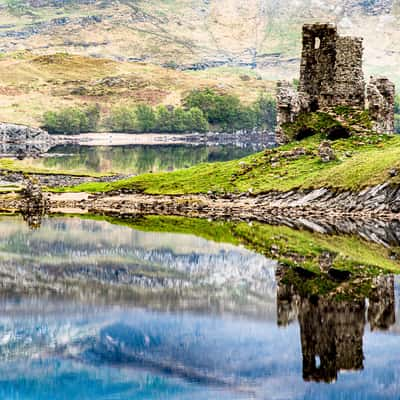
[
  {"left": 183, "top": 89, "right": 276, "bottom": 133},
  {"left": 106, "top": 104, "right": 209, "bottom": 133},
  {"left": 0, "top": 0, "right": 398, "bottom": 87},
  {"left": 41, "top": 88, "right": 277, "bottom": 134}
]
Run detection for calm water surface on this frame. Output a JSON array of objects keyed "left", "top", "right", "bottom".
[
  {"left": 27, "top": 143, "right": 266, "bottom": 174},
  {"left": 0, "top": 216, "right": 399, "bottom": 399}
]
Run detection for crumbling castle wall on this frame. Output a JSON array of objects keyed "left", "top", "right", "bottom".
[
  {"left": 367, "top": 77, "right": 396, "bottom": 134},
  {"left": 276, "top": 81, "right": 309, "bottom": 143},
  {"left": 334, "top": 36, "right": 365, "bottom": 108},
  {"left": 276, "top": 23, "right": 395, "bottom": 144}
]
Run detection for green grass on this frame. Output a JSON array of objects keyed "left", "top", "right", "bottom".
[{"left": 51, "top": 131, "right": 400, "bottom": 194}]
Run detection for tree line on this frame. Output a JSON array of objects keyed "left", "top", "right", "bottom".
[{"left": 42, "top": 89, "right": 277, "bottom": 135}]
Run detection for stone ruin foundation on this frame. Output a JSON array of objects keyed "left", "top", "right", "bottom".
[{"left": 276, "top": 23, "right": 396, "bottom": 143}]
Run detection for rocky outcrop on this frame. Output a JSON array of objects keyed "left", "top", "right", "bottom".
[
  {"left": 0, "top": 123, "right": 50, "bottom": 144},
  {"left": 5, "top": 182, "right": 394, "bottom": 226},
  {"left": 2, "top": 181, "right": 400, "bottom": 240}
]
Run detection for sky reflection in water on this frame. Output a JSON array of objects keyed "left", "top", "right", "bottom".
[{"left": 0, "top": 217, "right": 399, "bottom": 400}]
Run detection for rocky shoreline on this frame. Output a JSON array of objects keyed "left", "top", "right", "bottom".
[
  {"left": 1, "top": 182, "right": 399, "bottom": 233},
  {"left": 0, "top": 170, "right": 130, "bottom": 188}
]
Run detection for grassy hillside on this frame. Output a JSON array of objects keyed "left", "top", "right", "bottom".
[
  {"left": 0, "top": 0, "right": 398, "bottom": 85},
  {"left": 53, "top": 120, "right": 400, "bottom": 194},
  {"left": 0, "top": 52, "right": 274, "bottom": 127}
]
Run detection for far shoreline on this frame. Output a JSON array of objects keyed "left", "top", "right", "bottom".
[{"left": 51, "top": 131, "right": 275, "bottom": 147}]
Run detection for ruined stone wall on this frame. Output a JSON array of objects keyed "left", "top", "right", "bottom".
[
  {"left": 367, "top": 76, "right": 396, "bottom": 133},
  {"left": 275, "top": 81, "right": 309, "bottom": 144},
  {"left": 334, "top": 36, "right": 365, "bottom": 107}
]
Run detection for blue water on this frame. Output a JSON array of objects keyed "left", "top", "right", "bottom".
[{"left": 0, "top": 217, "right": 399, "bottom": 399}]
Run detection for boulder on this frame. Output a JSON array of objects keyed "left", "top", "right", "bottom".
[{"left": 318, "top": 141, "right": 337, "bottom": 162}]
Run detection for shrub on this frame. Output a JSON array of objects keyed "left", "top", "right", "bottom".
[
  {"left": 43, "top": 105, "right": 100, "bottom": 134},
  {"left": 6, "top": 0, "right": 29, "bottom": 15},
  {"left": 183, "top": 107, "right": 209, "bottom": 133},
  {"left": 155, "top": 105, "right": 174, "bottom": 132},
  {"left": 254, "top": 95, "right": 277, "bottom": 131},
  {"left": 107, "top": 104, "right": 209, "bottom": 133},
  {"left": 183, "top": 88, "right": 276, "bottom": 132},
  {"left": 183, "top": 88, "right": 241, "bottom": 128},
  {"left": 106, "top": 106, "right": 137, "bottom": 132},
  {"left": 135, "top": 104, "right": 156, "bottom": 132}
]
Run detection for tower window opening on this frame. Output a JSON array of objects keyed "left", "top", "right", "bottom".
[{"left": 314, "top": 37, "right": 321, "bottom": 49}]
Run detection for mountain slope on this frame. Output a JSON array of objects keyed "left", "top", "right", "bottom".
[
  {"left": 0, "top": 0, "right": 399, "bottom": 84},
  {"left": 0, "top": 52, "right": 273, "bottom": 126}
]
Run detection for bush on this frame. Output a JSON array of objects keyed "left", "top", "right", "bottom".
[
  {"left": 6, "top": 0, "right": 29, "bottom": 15},
  {"left": 107, "top": 104, "right": 209, "bottom": 133},
  {"left": 155, "top": 105, "right": 174, "bottom": 132},
  {"left": 254, "top": 95, "right": 277, "bottom": 131},
  {"left": 183, "top": 88, "right": 276, "bottom": 132},
  {"left": 135, "top": 104, "right": 156, "bottom": 132},
  {"left": 43, "top": 105, "right": 100, "bottom": 134},
  {"left": 183, "top": 88, "right": 241, "bottom": 129},
  {"left": 184, "top": 107, "right": 209, "bottom": 133}
]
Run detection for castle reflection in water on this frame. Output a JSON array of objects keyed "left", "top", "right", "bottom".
[{"left": 277, "top": 271, "right": 396, "bottom": 383}]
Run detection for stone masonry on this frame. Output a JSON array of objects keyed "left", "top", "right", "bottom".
[
  {"left": 276, "top": 23, "right": 395, "bottom": 143},
  {"left": 367, "top": 76, "right": 396, "bottom": 133}
]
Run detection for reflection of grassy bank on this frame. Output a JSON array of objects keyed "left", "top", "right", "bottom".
[
  {"left": 0, "top": 158, "right": 111, "bottom": 177},
  {"left": 78, "top": 214, "right": 400, "bottom": 297}
]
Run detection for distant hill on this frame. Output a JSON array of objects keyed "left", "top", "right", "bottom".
[{"left": 0, "top": 0, "right": 399, "bottom": 85}]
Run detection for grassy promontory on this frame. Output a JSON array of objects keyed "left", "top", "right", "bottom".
[{"left": 52, "top": 110, "right": 400, "bottom": 194}]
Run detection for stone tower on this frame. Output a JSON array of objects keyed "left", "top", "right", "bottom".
[
  {"left": 299, "top": 23, "right": 365, "bottom": 110},
  {"left": 299, "top": 23, "right": 338, "bottom": 111}
]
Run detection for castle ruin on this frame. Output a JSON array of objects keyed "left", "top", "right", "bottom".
[{"left": 276, "top": 23, "right": 395, "bottom": 143}]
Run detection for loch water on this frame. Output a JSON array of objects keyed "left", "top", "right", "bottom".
[
  {"left": 12, "top": 142, "right": 268, "bottom": 175},
  {"left": 0, "top": 216, "right": 399, "bottom": 400}
]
